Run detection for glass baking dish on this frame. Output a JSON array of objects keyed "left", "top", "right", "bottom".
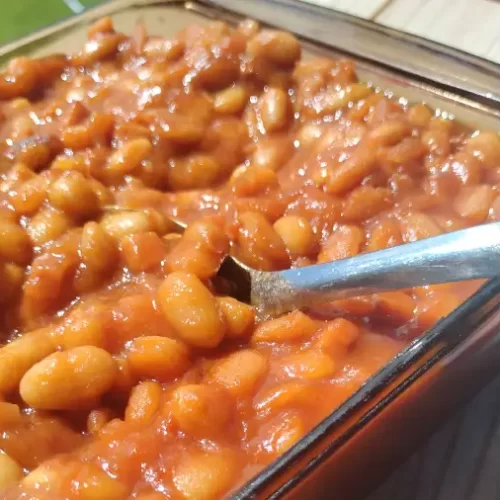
[{"left": 2, "top": 0, "right": 500, "bottom": 498}]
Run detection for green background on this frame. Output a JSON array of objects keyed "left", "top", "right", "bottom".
[{"left": 1, "top": 0, "right": 104, "bottom": 45}]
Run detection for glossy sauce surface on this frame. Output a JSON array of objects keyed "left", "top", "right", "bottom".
[{"left": 0, "top": 16, "right": 498, "bottom": 499}]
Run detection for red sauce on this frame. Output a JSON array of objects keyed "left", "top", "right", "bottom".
[{"left": 0, "top": 15, "right": 497, "bottom": 499}]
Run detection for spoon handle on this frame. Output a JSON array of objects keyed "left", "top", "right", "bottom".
[{"left": 252, "top": 221, "right": 500, "bottom": 315}]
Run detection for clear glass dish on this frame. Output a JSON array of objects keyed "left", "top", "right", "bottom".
[{"left": 2, "top": 1, "right": 500, "bottom": 497}]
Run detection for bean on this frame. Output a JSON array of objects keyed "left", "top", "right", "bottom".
[
  {"left": 237, "top": 19, "right": 260, "bottom": 38},
  {"left": 168, "top": 154, "right": 223, "bottom": 191},
  {"left": 21, "top": 230, "right": 81, "bottom": 322},
  {"left": 3, "top": 262, "right": 24, "bottom": 296},
  {"left": 10, "top": 174, "right": 49, "bottom": 216},
  {"left": 157, "top": 272, "right": 225, "bottom": 348},
  {"left": 21, "top": 461, "right": 58, "bottom": 489},
  {"left": 253, "top": 382, "right": 314, "bottom": 417},
  {"left": 234, "top": 211, "right": 290, "bottom": 271},
  {"left": 76, "top": 463, "right": 129, "bottom": 500},
  {"left": 0, "top": 57, "right": 38, "bottom": 100},
  {"left": 75, "top": 221, "right": 118, "bottom": 293},
  {"left": 247, "top": 30, "right": 301, "bottom": 67},
  {"left": 120, "top": 231, "right": 166, "bottom": 273},
  {"left": 380, "top": 137, "right": 427, "bottom": 166},
  {"left": 51, "top": 304, "right": 108, "bottom": 350},
  {"left": 277, "top": 350, "right": 336, "bottom": 380},
  {"left": 214, "top": 85, "right": 248, "bottom": 114},
  {"left": 254, "top": 412, "right": 304, "bottom": 457},
  {"left": 143, "top": 37, "right": 185, "bottom": 60},
  {"left": 465, "top": 131, "right": 500, "bottom": 169},
  {"left": 207, "top": 349, "right": 267, "bottom": 397},
  {"left": 80, "top": 221, "right": 117, "bottom": 273},
  {"left": 365, "top": 97, "right": 403, "bottom": 126},
  {"left": 1, "top": 162, "right": 35, "bottom": 193},
  {"left": 126, "top": 336, "right": 190, "bottom": 381},
  {"left": 421, "top": 129, "right": 451, "bottom": 157},
  {"left": 63, "top": 101, "right": 89, "bottom": 126},
  {"left": 72, "top": 33, "right": 124, "bottom": 67},
  {"left": 101, "top": 209, "right": 167, "bottom": 240},
  {"left": 453, "top": 185, "right": 495, "bottom": 223},
  {"left": 62, "top": 113, "right": 114, "bottom": 152},
  {"left": 170, "top": 384, "right": 232, "bottom": 437},
  {"left": 106, "top": 138, "right": 152, "bottom": 174},
  {"left": 0, "top": 451, "right": 24, "bottom": 488},
  {"left": 367, "top": 119, "right": 411, "bottom": 147},
  {"left": 258, "top": 87, "right": 289, "bottom": 133},
  {"left": 88, "top": 16, "right": 114, "bottom": 38},
  {"left": 415, "top": 292, "right": 461, "bottom": 330},
  {"left": 366, "top": 218, "right": 402, "bottom": 252},
  {"left": 407, "top": 103, "right": 433, "bottom": 128},
  {"left": 0, "top": 402, "right": 22, "bottom": 428},
  {"left": 112, "top": 355, "right": 136, "bottom": 396},
  {"left": 24, "top": 460, "right": 129, "bottom": 500},
  {"left": 136, "top": 493, "right": 166, "bottom": 500},
  {"left": 0, "top": 328, "right": 55, "bottom": 394},
  {"left": 10, "top": 115, "right": 34, "bottom": 140},
  {"left": 9, "top": 97, "right": 31, "bottom": 111},
  {"left": 164, "top": 218, "right": 229, "bottom": 280},
  {"left": 314, "top": 318, "right": 360, "bottom": 357},
  {"left": 399, "top": 213, "right": 442, "bottom": 243},
  {"left": 325, "top": 146, "right": 377, "bottom": 195},
  {"left": 0, "top": 220, "right": 32, "bottom": 264},
  {"left": 273, "top": 215, "right": 316, "bottom": 257},
  {"left": 87, "top": 408, "right": 113, "bottom": 434},
  {"left": 109, "top": 294, "right": 172, "bottom": 349},
  {"left": 252, "top": 310, "right": 317, "bottom": 344},
  {"left": 47, "top": 171, "right": 100, "bottom": 218},
  {"left": 449, "top": 152, "right": 482, "bottom": 186},
  {"left": 61, "top": 124, "right": 94, "bottom": 150},
  {"left": 26, "top": 207, "right": 73, "bottom": 246},
  {"left": 342, "top": 186, "right": 392, "bottom": 222},
  {"left": 173, "top": 450, "right": 237, "bottom": 500},
  {"left": 312, "top": 88, "right": 347, "bottom": 117},
  {"left": 317, "top": 225, "right": 364, "bottom": 263},
  {"left": 155, "top": 114, "right": 205, "bottom": 144},
  {"left": 231, "top": 166, "right": 278, "bottom": 197},
  {"left": 296, "top": 122, "right": 324, "bottom": 148},
  {"left": 20, "top": 346, "right": 117, "bottom": 410},
  {"left": 6, "top": 135, "right": 57, "bottom": 171},
  {"left": 345, "top": 83, "right": 373, "bottom": 102},
  {"left": 374, "top": 291, "right": 416, "bottom": 324},
  {"left": 251, "top": 136, "right": 293, "bottom": 171},
  {"left": 216, "top": 297, "right": 255, "bottom": 339},
  {"left": 125, "top": 380, "right": 163, "bottom": 423}
]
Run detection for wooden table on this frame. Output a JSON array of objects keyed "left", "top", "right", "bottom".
[
  {"left": 299, "top": 0, "right": 500, "bottom": 63},
  {"left": 295, "top": 1, "right": 500, "bottom": 497}
]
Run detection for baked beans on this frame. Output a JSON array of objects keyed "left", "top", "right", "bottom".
[{"left": 0, "top": 16, "right": 496, "bottom": 499}]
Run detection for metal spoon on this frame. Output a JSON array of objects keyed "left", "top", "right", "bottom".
[
  {"left": 168, "top": 216, "right": 500, "bottom": 317},
  {"left": 106, "top": 207, "right": 500, "bottom": 317}
]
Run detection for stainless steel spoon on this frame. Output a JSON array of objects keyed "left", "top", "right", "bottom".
[
  {"left": 107, "top": 207, "right": 500, "bottom": 317},
  {"left": 170, "top": 215, "right": 500, "bottom": 316}
]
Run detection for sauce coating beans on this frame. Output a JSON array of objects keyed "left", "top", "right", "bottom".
[{"left": 0, "top": 16, "right": 496, "bottom": 499}]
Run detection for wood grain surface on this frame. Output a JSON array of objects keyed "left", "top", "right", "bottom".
[
  {"left": 378, "top": 0, "right": 500, "bottom": 63},
  {"left": 300, "top": 0, "right": 500, "bottom": 63},
  {"left": 296, "top": 0, "right": 390, "bottom": 19}
]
